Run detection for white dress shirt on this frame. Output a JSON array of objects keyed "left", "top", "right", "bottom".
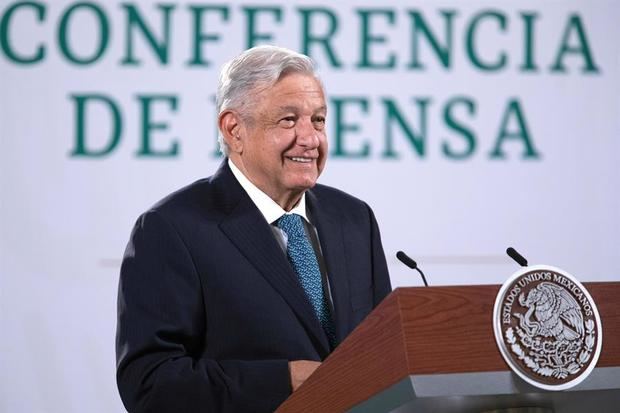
[{"left": 228, "top": 159, "right": 309, "bottom": 250}]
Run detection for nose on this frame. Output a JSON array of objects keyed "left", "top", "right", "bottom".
[{"left": 295, "top": 117, "right": 320, "bottom": 149}]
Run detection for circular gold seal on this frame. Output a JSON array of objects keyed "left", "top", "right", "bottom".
[{"left": 493, "top": 265, "right": 602, "bottom": 390}]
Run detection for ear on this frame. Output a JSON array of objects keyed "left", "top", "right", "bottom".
[{"left": 218, "top": 110, "right": 244, "bottom": 154}]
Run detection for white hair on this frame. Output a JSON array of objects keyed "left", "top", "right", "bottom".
[{"left": 216, "top": 45, "right": 320, "bottom": 156}]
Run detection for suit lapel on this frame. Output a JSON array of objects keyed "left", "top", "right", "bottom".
[
  {"left": 306, "top": 189, "right": 351, "bottom": 346},
  {"left": 213, "top": 162, "right": 331, "bottom": 357}
]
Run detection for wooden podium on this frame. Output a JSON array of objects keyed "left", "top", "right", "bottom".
[{"left": 276, "top": 283, "right": 620, "bottom": 413}]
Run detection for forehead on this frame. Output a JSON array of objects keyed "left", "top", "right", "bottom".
[{"left": 259, "top": 73, "right": 326, "bottom": 111}]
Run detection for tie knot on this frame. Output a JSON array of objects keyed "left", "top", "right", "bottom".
[{"left": 276, "top": 214, "right": 305, "bottom": 237}]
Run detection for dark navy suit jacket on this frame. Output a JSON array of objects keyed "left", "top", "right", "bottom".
[{"left": 116, "top": 161, "right": 392, "bottom": 413}]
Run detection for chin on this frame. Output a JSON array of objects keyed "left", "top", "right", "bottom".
[
  {"left": 292, "top": 171, "right": 318, "bottom": 184},
  {"left": 287, "top": 178, "right": 317, "bottom": 192},
  {"left": 302, "top": 175, "right": 319, "bottom": 188}
]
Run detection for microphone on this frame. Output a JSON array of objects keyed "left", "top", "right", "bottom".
[
  {"left": 506, "top": 247, "right": 528, "bottom": 267},
  {"left": 396, "top": 251, "right": 429, "bottom": 287}
]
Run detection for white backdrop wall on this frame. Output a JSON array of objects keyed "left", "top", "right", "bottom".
[{"left": 1, "top": 0, "right": 618, "bottom": 411}]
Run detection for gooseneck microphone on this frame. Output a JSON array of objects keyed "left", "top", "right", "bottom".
[
  {"left": 396, "top": 251, "right": 429, "bottom": 287},
  {"left": 506, "top": 247, "right": 528, "bottom": 267}
]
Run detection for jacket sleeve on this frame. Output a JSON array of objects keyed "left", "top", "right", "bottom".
[
  {"left": 367, "top": 204, "right": 392, "bottom": 306},
  {"left": 116, "top": 210, "right": 291, "bottom": 413}
]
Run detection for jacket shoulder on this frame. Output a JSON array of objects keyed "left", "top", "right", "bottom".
[
  {"left": 151, "top": 178, "right": 212, "bottom": 211},
  {"left": 137, "top": 176, "right": 228, "bottom": 229}
]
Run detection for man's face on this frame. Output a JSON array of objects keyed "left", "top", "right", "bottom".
[{"left": 236, "top": 73, "right": 328, "bottom": 208}]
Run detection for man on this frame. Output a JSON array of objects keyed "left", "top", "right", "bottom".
[{"left": 116, "top": 45, "right": 391, "bottom": 413}]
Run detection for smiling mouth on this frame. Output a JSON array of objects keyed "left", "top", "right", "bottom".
[{"left": 287, "top": 156, "right": 314, "bottom": 163}]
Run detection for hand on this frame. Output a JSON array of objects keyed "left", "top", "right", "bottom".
[{"left": 288, "top": 360, "right": 321, "bottom": 392}]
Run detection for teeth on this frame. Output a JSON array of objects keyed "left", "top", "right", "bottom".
[{"left": 290, "top": 157, "right": 312, "bottom": 163}]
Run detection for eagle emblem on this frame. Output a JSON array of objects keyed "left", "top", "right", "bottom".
[
  {"left": 493, "top": 266, "right": 602, "bottom": 391},
  {"left": 515, "top": 282, "right": 584, "bottom": 342}
]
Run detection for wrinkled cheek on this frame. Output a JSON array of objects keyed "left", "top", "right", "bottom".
[
  {"left": 318, "top": 142, "right": 328, "bottom": 173},
  {"left": 317, "top": 159, "right": 327, "bottom": 176}
]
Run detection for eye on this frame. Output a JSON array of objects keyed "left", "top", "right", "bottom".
[
  {"left": 279, "top": 116, "right": 296, "bottom": 128},
  {"left": 312, "top": 115, "right": 326, "bottom": 130}
]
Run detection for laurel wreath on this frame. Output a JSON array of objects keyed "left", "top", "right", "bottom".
[{"left": 505, "top": 319, "right": 595, "bottom": 379}]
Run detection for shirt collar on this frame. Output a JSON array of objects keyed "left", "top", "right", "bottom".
[{"left": 228, "top": 158, "right": 309, "bottom": 224}]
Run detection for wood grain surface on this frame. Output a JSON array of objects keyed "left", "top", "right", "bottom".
[{"left": 276, "top": 282, "right": 620, "bottom": 412}]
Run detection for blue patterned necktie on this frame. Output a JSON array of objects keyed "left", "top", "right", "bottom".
[{"left": 276, "top": 214, "right": 336, "bottom": 347}]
